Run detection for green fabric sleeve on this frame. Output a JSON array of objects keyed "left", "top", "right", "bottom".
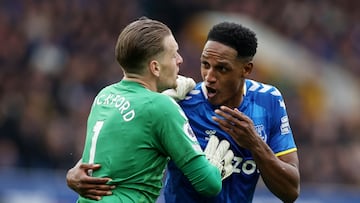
[{"left": 180, "top": 155, "right": 222, "bottom": 196}]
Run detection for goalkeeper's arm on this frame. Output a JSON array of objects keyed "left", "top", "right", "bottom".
[{"left": 179, "top": 155, "right": 222, "bottom": 196}]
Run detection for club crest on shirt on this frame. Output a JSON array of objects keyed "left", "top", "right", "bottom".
[{"left": 255, "top": 124, "right": 267, "bottom": 142}]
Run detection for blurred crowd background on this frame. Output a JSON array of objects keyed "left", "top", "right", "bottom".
[{"left": 1, "top": 0, "right": 360, "bottom": 201}]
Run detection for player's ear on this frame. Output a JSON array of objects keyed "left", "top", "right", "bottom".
[
  {"left": 149, "top": 60, "right": 161, "bottom": 77},
  {"left": 243, "top": 61, "right": 253, "bottom": 76}
]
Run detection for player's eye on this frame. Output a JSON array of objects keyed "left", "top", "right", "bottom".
[
  {"left": 216, "top": 65, "right": 228, "bottom": 73},
  {"left": 201, "top": 61, "right": 210, "bottom": 69}
]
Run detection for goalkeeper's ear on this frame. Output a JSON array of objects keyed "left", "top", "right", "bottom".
[{"left": 162, "top": 75, "right": 195, "bottom": 101}]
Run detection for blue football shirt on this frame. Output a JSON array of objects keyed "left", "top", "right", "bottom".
[{"left": 164, "top": 79, "right": 297, "bottom": 203}]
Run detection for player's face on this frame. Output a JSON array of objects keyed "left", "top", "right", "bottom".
[
  {"left": 200, "top": 40, "right": 252, "bottom": 108},
  {"left": 157, "top": 34, "right": 183, "bottom": 92}
]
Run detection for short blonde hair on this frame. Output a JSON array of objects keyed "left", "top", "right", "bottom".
[{"left": 115, "top": 17, "right": 171, "bottom": 74}]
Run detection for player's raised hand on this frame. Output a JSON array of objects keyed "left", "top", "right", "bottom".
[
  {"left": 66, "top": 162, "right": 115, "bottom": 200},
  {"left": 204, "top": 135, "right": 234, "bottom": 180},
  {"left": 212, "top": 106, "right": 261, "bottom": 149}
]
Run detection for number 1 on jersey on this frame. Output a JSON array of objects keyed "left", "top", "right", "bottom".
[{"left": 89, "top": 121, "right": 104, "bottom": 174}]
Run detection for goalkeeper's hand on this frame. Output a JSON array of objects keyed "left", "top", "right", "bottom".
[
  {"left": 204, "top": 135, "right": 234, "bottom": 180},
  {"left": 162, "top": 75, "right": 196, "bottom": 101}
]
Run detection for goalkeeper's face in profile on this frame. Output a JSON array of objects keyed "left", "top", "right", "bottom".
[{"left": 155, "top": 34, "right": 183, "bottom": 92}]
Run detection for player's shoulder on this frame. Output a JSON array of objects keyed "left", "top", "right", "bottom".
[
  {"left": 179, "top": 82, "right": 205, "bottom": 106},
  {"left": 148, "top": 93, "right": 187, "bottom": 121},
  {"left": 95, "top": 83, "right": 117, "bottom": 96},
  {"left": 245, "top": 79, "right": 283, "bottom": 99},
  {"left": 156, "top": 92, "right": 179, "bottom": 105},
  {"left": 132, "top": 90, "right": 185, "bottom": 122}
]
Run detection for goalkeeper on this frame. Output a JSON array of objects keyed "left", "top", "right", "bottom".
[{"left": 68, "top": 17, "right": 235, "bottom": 203}]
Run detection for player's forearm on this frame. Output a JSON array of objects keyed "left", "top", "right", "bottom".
[
  {"left": 180, "top": 155, "right": 222, "bottom": 196},
  {"left": 250, "top": 140, "right": 300, "bottom": 202}
]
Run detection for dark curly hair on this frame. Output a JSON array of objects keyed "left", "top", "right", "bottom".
[{"left": 207, "top": 22, "right": 257, "bottom": 60}]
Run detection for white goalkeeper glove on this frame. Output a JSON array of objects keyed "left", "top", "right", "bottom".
[
  {"left": 162, "top": 75, "right": 196, "bottom": 101},
  {"left": 204, "top": 135, "right": 234, "bottom": 180}
]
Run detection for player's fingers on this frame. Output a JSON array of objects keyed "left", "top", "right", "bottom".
[
  {"left": 76, "top": 186, "right": 114, "bottom": 200},
  {"left": 84, "top": 188, "right": 113, "bottom": 195},
  {"left": 214, "top": 108, "right": 253, "bottom": 133},
  {"left": 79, "top": 182, "right": 114, "bottom": 190},
  {"left": 221, "top": 164, "right": 234, "bottom": 180},
  {"left": 212, "top": 114, "right": 233, "bottom": 131},
  {"left": 204, "top": 135, "right": 219, "bottom": 157},
  {"left": 214, "top": 108, "right": 240, "bottom": 126},
  {"left": 79, "top": 163, "right": 101, "bottom": 170},
  {"left": 215, "top": 140, "right": 230, "bottom": 159},
  {"left": 222, "top": 149, "right": 234, "bottom": 165},
  {"left": 81, "top": 176, "right": 112, "bottom": 184},
  {"left": 212, "top": 119, "right": 232, "bottom": 134},
  {"left": 220, "top": 106, "right": 252, "bottom": 123},
  {"left": 83, "top": 194, "right": 102, "bottom": 201}
]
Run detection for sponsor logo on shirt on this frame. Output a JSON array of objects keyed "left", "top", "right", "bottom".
[
  {"left": 205, "top": 130, "right": 216, "bottom": 137},
  {"left": 233, "top": 156, "right": 258, "bottom": 175},
  {"left": 204, "top": 129, "right": 259, "bottom": 176}
]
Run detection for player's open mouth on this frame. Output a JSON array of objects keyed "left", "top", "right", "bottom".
[{"left": 206, "top": 86, "right": 217, "bottom": 98}]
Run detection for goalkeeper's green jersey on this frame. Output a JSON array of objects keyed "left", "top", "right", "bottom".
[{"left": 78, "top": 80, "right": 221, "bottom": 203}]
